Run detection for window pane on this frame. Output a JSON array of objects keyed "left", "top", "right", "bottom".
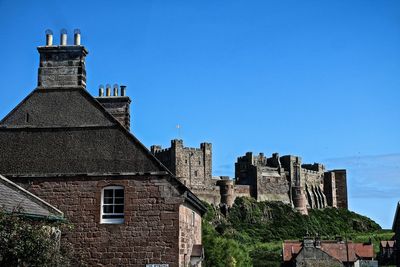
[
  {"left": 104, "top": 197, "right": 113, "bottom": 204},
  {"left": 103, "top": 214, "right": 124, "bottom": 219},
  {"left": 103, "top": 189, "right": 114, "bottom": 198},
  {"left": 114, "top": 205, "right": 124, "bottom": 213},
  {"left": 103, "top": 205, "right": 113, "bottom": 214},
  {"left": 114, "top": 197, "right": 124, "bottom": 204},
  {"left": 115, "top": 189, "right": 124, "bottom": 198}
]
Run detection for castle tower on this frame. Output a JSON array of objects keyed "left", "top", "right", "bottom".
[
  {"left": 324, "top": 171, "right": 337, "bottom": 208},
  {"left": 151, "top": 139, "right": 212, "bottom": 188},
  {"left": 291, "top": 157, "right": 308, "bottom": 215},
  {"left": 38, "top": 29, "right": 88, "bottom": 89},
  {"left": 217, "top": 178, "right": 235, "bottom": 207},
  {"left": 331, "top": 169, "right": 348, "bottom": 209}
]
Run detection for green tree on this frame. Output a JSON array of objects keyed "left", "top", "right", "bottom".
[{"left": 0, "top": 210, "right": 85, "bottom": 266}]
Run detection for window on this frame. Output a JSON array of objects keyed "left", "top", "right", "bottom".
[
  {"left": 101, "top": 186, "right": 124, "bottom": 224},
  {"left": 194, "top": 171, "right": 198, "bottom": 177},
  {"left": 192, "top": 211, "right": 195, "bottom": 226}
]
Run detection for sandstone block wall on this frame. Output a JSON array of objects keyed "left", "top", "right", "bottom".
[
  {"left": 16, "top": 175, "right": 196, "bottom": 267},
  {"left": 37, "top": 46, "right": 88, "bottom": 88},
  {"left": 179, "top": 204, "right": 202, "bottom": 266},
  {"left": 256, "top": 167, "right": 291, "bottom": 203},
  {"left": 331, "top": 169, "right": 348, "bottom": 209}
]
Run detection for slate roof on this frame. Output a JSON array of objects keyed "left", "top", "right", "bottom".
[
  {"left": 283, "top": 240, "right": 374, "bottom": 263},
  {"left": 0, "top": 174, "right": 63, "bottom": 220},
  {"left": 0, "top": 87, "right": 206, "bottom": 214}
]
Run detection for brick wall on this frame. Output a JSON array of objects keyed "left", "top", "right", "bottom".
[{"left": 16, "top": 174, "right": 198, "bottom": 267}]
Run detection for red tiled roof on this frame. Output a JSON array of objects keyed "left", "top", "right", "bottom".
[
  {"left": 320, "top": 242, "right": 373, "bottom": 262},
  {"left": 283, "top": 240, "right": 374, "bottom": 262},
  {"left": 283, "top": 241, "right": 302, "bottom": 261}
]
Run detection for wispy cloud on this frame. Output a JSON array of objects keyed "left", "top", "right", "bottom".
[{"left": 325, "top": 153, "right": 400, "bottom": 199}]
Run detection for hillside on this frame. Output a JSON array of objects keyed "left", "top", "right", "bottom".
[{"left": 202, "top": 197, "right": 388, "bottom": 267}]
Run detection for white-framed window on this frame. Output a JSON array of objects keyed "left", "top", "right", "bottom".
[{"left": 101, "top": 186, "right": 124, "bottom": 224}]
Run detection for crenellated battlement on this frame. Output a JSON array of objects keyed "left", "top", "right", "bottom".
[{"left": 151, "top": 139, "right": 348, "bottom": 211}]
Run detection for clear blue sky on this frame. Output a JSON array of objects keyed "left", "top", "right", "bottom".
[{"left": 0, "top": 0, "right": 399, "bottom": 229}]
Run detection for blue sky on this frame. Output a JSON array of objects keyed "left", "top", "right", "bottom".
[{"left": 0, "top": 0, "right": 399, "bottom": 228}]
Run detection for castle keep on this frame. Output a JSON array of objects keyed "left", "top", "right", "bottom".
[{"left": 152, "top": 140, "right": 348, "bottom": 214}]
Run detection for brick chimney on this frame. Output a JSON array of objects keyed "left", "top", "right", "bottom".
[
  {"left": 96, "top": 84, "right": 131, "bottom": 130},
  {"left": 37, "top": 29, "right": 88, "bottom": 89}
]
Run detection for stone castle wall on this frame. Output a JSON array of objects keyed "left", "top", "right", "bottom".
[
  {"left": 151, "top": 140, "right": 212, "bottom": 189},
  {"left": 151, "top": 140, "right": 348, "bottom": 213}
]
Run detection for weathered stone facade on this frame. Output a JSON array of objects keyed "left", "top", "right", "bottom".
[
  {"left": 151, "top": 140, "right": 222, "bottom": 206},
  {"left": 14, "top": 174, "right": 198, "bottom": 266},
  {"left": 236, "top": 152, "right": 348, "bottom": 213},
  {"left": 152, "top": 140, "right": 348, "bottom": 214},
  {"left": 0, "top": 30, "right": 205, "bottom": 267}
]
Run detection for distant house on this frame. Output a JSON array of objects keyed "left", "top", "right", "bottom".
[
  {"left": 0, "top": 174, "right": 63, "bottom": 220},
  {"left": 0, "top": 30, "right": 206, "bottom": 266},
  {"left": 378, "top": 240, "right": 396, "bottom": 266},
  {"left": 283, "top": 237, "right": 376, "bottom": 267}
]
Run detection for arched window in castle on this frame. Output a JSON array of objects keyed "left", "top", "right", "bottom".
[{"left": 101, "top": 186, "right": 124, "bottom": 224}]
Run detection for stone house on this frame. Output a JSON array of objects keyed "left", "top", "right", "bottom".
[
  {"left": 283, "top": 238, "right": 376, "bottom": 267},
  {"left": 0, "top": 30, "right": 206, "bottom": 267}
]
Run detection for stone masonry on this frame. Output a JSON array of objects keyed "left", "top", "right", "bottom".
[
  {"left": 151, "top": 140, "right": 222, "bottom": 206},
  {"left": 152, "top": 140, "right": 348, "bottom": 215},
  {"left": 0, "top": 30, "right": 206, "bottom": 267}
]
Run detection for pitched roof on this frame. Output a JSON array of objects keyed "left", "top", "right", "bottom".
[
  {"left": 283, "top": 241, "right": 302, "bottom": 261},
  {"left": 283, "top": 240, "right": 374, "bottom": 263},
  {"left": 0, "top": 174, "right": 63, "bottom": 220},
  {"left": 0, "top": 88, "right": 169, "bottom": 175},
  {"left": 0, "top": 87, "right": 206, "bottom": 214}
]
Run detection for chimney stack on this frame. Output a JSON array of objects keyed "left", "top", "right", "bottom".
[
  {"left": 38, "top": 29, "right": 88, "bottom": 89},
  {"left": 95, "top": 84, "right": 131, "bottom": 131}
]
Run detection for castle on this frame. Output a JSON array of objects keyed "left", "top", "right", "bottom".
[{"left": 151, "top": 140, "right": 348, "bottom": 215}]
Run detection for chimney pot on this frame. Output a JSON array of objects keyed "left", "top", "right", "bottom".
[
  {"left": 106, "top": 84, "right": 111, "bottom": 97},
  {"left": 113, "top": 84, "right": 119, "bottom": 96},
  {"left": 45, "top": 29, "right": 53, "bottom": 46},
  {"left": 120, "top": 85, "right": 127, "bottom": 96},
  {"left": 60, "top": 29, "right": 67, "bottom": 45},
  {"left": 74, "top": 29, "right": 81, "bottom": 45},
  {"left": 99, "top": 85, "right": 104, "bottom": 97}
]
